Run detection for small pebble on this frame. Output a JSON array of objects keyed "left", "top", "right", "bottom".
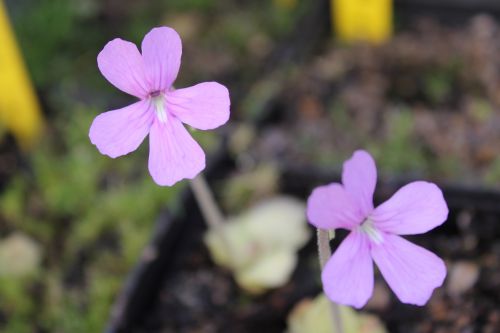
[{"left": 447, "top": 261, "right": 480, "bottom": 296}]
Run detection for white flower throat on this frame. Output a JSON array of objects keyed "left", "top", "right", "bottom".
[
  {"left": 359, "top": 218, "right": 383, "bottom": 244},
  {"left": 152, "top": 93, "right": 168, "bottom": 123}
]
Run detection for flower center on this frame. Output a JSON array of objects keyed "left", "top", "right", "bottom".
[
  {"left": 151, "top": 93, "right": 167, "bottom": 123},
  {"left": 359, "top": 218, "right": 383, "bottom": 244}
]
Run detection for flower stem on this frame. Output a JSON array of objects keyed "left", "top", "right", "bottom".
[
  {"left": 190, "top": 174, "right": 225, "bottom": 230},
  {"left": 317, "top": 229, "right": 345, "bottom": 333},
  {"left": 190, "top": 174, "right": 234, "bottom": 264}
]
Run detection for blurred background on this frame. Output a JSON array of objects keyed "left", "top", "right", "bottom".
[{"left": 0, "top": 0, "right": 500, "bottom": 332}]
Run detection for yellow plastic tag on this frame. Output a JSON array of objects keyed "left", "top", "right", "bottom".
[
  {"left": 0, "top": 0, "right": 43, "bottom": 150},
  {"left": 332, "top": 0, "right": 392, "bottom": 43}
]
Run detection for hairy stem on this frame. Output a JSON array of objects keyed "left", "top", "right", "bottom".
[
  {"left": 190, "top": 174, "right": 234, "bottom": 264},
  {"left": 190, "top": 175, "right": 225, "bottom": 229},
  {"left": 317, "top": 229, "right": 344, "bottom": 333}
]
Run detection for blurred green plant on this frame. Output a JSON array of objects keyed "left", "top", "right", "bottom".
[
  {"left": 422, "top": 61, "right": 460, "bottom": 105},
  {"left": 10, "top": 0, "right": 76, "bottom": 86},
  {"left": 485, "top": 157, "right": 500, "bottom": 184},
  {"left": 370, "top": 108, "right": 426, "bottom": 174},
  {"left": 0, "top": 105, "right": 183, "bottom": 332}
]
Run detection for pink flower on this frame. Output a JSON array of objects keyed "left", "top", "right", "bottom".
[
  {"left": 307, "top": 150, "right": 448, "bottom": 308},
  {"left": 89, "top": 27, "right": 230, "bottom": 186}
]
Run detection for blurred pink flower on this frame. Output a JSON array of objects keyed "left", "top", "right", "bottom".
[
  {"left": 90, "top": 27, "right": 230, "bottom": 186},
  {"left": 307, "top": 150, "right": 448, "bottom": 308}
]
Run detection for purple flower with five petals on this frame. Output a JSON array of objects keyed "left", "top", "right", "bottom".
[
  {"left": 307, "top": 150, "right": 448, "bottom": 308},
  {"left": 90, "top": 27, "right": 230, "bottom": 186}
]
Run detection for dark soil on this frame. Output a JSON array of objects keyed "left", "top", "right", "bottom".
[
  {"left": 0, "top": 135, "right": 22, "bottom": 192},
  {"left": 249, "top": 15, "right": 500, "bottom": 186}
]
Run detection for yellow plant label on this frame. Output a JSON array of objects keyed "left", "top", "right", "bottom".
[
  {"left": 332, "top": 0, "right": 392, "bottom": 43},
  {"left": 0, "top": 0, "right": 43, "bottom": 150}
]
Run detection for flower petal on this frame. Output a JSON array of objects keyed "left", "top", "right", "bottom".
[
  {"left": 141, "top": 27, "right": 182, "bottom": 92},
  {"left": 342, "top": 150, "right": 377, "bottom": 217},
  {"left": 371, "top": 234, "right": 446, "bottom": 306},
  {"left": 371, "top": 181, "right": 448, "bottom": 235},
  {"left": 89, "top": 100, "right": 153, "bottom": 158},
  {"left": 322, "top": 231, "right": 374, "bottom": 308},
  {"left": 167, "top": 82, "right": 230, "bottom": 130},
  {"left": 307, "top": 183, "right": 364, "bottom": 230},
  {"left": 97, "top": 38, "right": 149, "bottom": 98},
  {"left": 148, "top": 117, "right": 205, "bottom": 186}
]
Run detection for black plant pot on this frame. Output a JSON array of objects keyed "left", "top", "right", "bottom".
[{"left": 106, "top": 146, "right": 500, "bottom": 332}]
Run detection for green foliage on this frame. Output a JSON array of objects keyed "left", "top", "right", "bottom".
[
  {"left": 371, "top": 109, "right": 426, "bottom": 173},
  {"left": 484, "top": 157, "right": 500, "bottom": 185},
  {"left": 10, "top": 0, "right": 76, "bottom": 86},
  {"left": 0, "top": 105, "right": 182, "bottom": 332},
  {"left": 468, "top": 98, "right": 494, "bottom": 124},
  {"left": 423, "top": 70, "right": 452, "bottom": 104},
  {"left": 422, "top": 61, "right": 460, "bottom": 105},
  {"left": 0, "top": 277, "right": 34, "bottom": 320},
  {"left": 49, "top": 271, "right": 122, "bottom": 333}
]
